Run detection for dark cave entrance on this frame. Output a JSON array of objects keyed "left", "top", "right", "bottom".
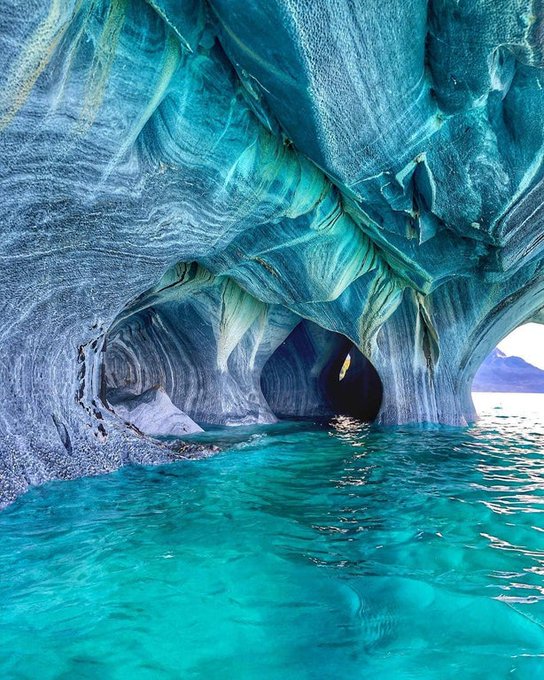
[
  {"left": 99, "top": 264, "right": 383, "bottom": 434},
  {"left": 261, "top": 320, "right": 383, "bottom": 422}
]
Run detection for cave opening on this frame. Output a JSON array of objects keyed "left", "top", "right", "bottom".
[
  {"left": 99, "top": 264, "right": 383, "bottom": 437},
  {"left": 260, "top": 320, "right": 383, "bottom": 422},
  {"left": 469, "top": 321, "right": 544, "bottom": 425},
  {"left": 472, "top": 322, "right": 544, "bottom": 394}
]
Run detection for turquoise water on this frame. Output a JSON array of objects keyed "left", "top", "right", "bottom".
[{"left": 2, "top": 394, "right": 544, "bottom": 679}]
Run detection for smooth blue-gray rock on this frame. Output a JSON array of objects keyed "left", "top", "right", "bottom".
[
  {"left": 108, "top": 386, "right": 203, "bottom": 437},
  {"left": 2, "top": 0, "right": 544, "bottom": 505}
]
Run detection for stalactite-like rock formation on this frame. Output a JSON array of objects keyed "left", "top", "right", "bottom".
[{"left": 2, "top": 0, "right": 544, "bottom": 504}]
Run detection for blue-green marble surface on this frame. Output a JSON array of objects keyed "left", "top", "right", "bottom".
[{"left": 1, "top": 1, "right": 544, "bottom": 503}]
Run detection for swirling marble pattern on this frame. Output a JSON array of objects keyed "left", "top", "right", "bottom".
[{"left": 1, "top": 0, "right": 544, "bottom": 504}]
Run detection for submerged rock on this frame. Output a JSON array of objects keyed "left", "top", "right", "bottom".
[{"left": 1, "top": 0, "right": 544, "bottom": 503}]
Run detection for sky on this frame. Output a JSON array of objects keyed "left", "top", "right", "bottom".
[{"left": 497, "top": 323, "right": 544, "bottom": 369}]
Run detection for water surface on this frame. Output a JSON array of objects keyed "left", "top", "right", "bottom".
[{"left": 1, "top": 393, "right": 544, "bottom": 678}]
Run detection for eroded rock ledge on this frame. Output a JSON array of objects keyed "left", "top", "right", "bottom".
[{"left": 1, "top": 0, "right": 544, "bottom": 504}]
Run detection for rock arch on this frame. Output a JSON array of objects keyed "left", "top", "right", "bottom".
[
  {"left": 261, "top": 320, "right": 382, "bottom": 422},
  {"left": 3, "top": 0, "right": 544, "bottom": 503}
]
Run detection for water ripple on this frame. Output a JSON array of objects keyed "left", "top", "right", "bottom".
[{"left": 1, "top": 394, "right": 544, "bottom": 678}]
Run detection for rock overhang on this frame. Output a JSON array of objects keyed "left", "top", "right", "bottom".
[{"left": 1, "top": 0, "right": 544, "bottom": 504}]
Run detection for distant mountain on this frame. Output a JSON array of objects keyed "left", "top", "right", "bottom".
[{"left": 473, "top": 348, "right": 544, "bottom": 393}]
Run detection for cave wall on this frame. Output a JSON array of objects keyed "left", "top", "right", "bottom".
[
  {"left": 2, "top": 0, "right": 544, "bottom": 503},
  {"left": 104, "top": 263, "right": 300, "bottom": 425}
]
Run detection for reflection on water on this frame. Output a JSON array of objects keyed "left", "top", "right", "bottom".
[{"left": 0, "top": 393, "right": 544, "bottom": 679}]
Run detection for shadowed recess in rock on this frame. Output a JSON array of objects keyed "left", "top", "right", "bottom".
[
  {"left": 261, "top": 320, "right": 382, "bottom": 422},
  {"left": 103, "top": 263, "right": 300, "bottom": 427},
  {"left": 103, "top": 264, "right": 383, "bottom": 428}
]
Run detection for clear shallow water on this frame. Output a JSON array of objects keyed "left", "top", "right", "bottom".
[{"left": 1, "top": 394, "right": 544, "bottom": 679}]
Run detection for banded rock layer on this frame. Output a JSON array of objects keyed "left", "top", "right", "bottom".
[{"left": 1, "top": 0, "right": 544, "bottom": 504}]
